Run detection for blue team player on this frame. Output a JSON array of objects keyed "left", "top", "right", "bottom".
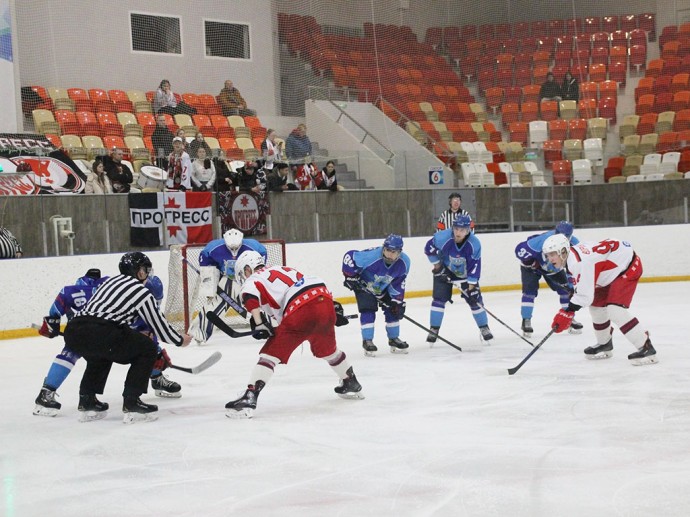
[
  {"left": 424, "top": 214, "right": 493, "bottom": 344},
  {"left": 34, "top": 271, "right": 179, "bottom": 417},
  {"left": 342, "top": 234, "right": 411, "bottom": 356},
  {"left": 188, "top": 228, "right": 268, "bottom": 343},
  {"left": 514, "top": 220, "right": 583, "bottom": 337}
]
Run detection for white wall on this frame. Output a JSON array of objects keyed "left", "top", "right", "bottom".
[{"left": 2, "top": 224, "right": 688, "bottom": 333}]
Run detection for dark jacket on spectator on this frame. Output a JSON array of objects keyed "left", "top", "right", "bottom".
[
  {"left": 214, "top": 158, "right": 236, "bottom": 192},
  {"left": 102, "top": 155, "right": 134, "bottom": 193},
  {"left": 151, "top": 125, "right": 174, "bottom": 158}
]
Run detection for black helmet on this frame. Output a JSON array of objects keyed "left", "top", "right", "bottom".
[{"left": 119, "top": 252, "right": 152, "bottom": 278}]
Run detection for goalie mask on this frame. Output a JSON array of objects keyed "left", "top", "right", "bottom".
[
  {"left": 234, "top": 250, "right": 266, "bottom": 286},
  {"left": 223, "top": 228, "right": 244, "bottom": 254},
  {"left": 542, "top": 234, "right": 571, "bottom": 268}
]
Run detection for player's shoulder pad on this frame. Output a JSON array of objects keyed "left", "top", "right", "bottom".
[{"left": 204, "top": 238, "right": 226, "bottom": 253}]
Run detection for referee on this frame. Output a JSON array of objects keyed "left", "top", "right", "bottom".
[
  {"left": 436, "top": 193, "right": 472, "bottom": 232},
  {"left": 0, "top": 226, "right": 23, "bottom": 258},
  {"left": 64, "top": 251, "right": 192, "bottom": 423}
]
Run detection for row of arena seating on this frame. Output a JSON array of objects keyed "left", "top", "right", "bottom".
[
  {"left": 635, "top": 75, "right": 690, "bottom": 98},
  {"left": 32, "top": 109, "right": 266, "bottom": 142},
  {"left": 605, "top": 152, "right": 690, "bottom": 182},
  {"left": 425, "top": 14, "right": 655, "bottom": 48},
  {"left": 659, "top": 23, "right": 690, "bottom": 49},
  {"left": 619, "top": 131, "right": 690, "bottom": 155},
  {"left": 621, "top": 111, "right": 690, "bottom": 136},
  {"left": 495, "top": 98, "right": 616, "bottom": 125}
]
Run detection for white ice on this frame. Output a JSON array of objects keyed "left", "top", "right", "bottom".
[{"left": 2, "top": 282, "right": 690, "bottom": 517}]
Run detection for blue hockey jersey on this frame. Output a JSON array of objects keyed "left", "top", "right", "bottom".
[
  {"left": 198, "top": 238, "right": 268, "bottom": 280},
  {"left": 424, "top": 229, "right": 482, "bottom": 283},
  {"left": 514, "top": 229, "right": 580, "bottom": 273},
  {"left": 342, "top": 246, "right": 410, "bottom": 302},
  {"left": 48, "top": 275, "right": 108, "bottom": 319}
]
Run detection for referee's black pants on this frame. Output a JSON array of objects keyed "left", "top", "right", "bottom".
[{"left": 64, "top": 317, "right": 158, "bottom": 399}]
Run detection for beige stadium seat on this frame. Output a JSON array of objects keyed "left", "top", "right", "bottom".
[
  {"left": 81, "top": 135, "right": 106, "bottom": 160},
  {"left": 619, "top": 115, "right": 640, "bottom": 140},
  {"left": 587, "top": 117, "right": 608, "bottom": 140},
  {"left": 127, "top": 90, "right": 152, "bottom": 113},
  {"left": 235, "top": 137, "right": 254, "bottom": 150},
  {"left": 418, "top": 102, "right": 439, "bottom": 121},
  {"left": 621, "top": 134, "right": 640, "bottom": 156},
  {"left": 124, "top": 136, "right": 151, "bottom": 161},
  {"left": 656, "top": 111, "right": 675, "bottom": 134},
  {"left": 622, "top": 154, "right": 644, "bottom": 176},
  {"left": 608, "top": 175, "right": 627, "bottom": 184},
  {"left": 469, "top": 103, "right": 487, "bottom": 122},
  {"left": 117, "top": 112, "right": 143, "bottom": 137},
  {"left": 559, "top": 100, "right": 578, "bottom": 120},
  {"left": 205, "top": 136, "right": 220, "bottom": 150},
  {"left": 638, "top": 133, "right": 658, "bottom": 155},
  {"left": 563, "top": 139, "right": 583, "bottom": 161},
  {"left": 227, "top": 115, "right": 245, "bottom": 128},
  {"left": 432, "top": 121, "right": 453, "bottom": 141},
  {"left": 244, "top": 148, "right": 260, "bottom": 161},
  {"left": 664, "top": 171, "right": 684, "bottom": 179},
  {"left": 233, "top": 126, "right": 251, "bottom": 139},
  {"left": 33, "top": 109, "right": 60, "bottom": 135},
  {"left": 507, "top": 142, "right": 525, "bottom": 162},
  {"left": 470, "top": 122, "right": 488, "bottom": 142},
  {"left": 47, "top": 87, "right": 76, "bottom": 111},
  {"left": 174, "top": 114, "right": 198, "bottom": 135},
  {"left": 60, "top": 135, "right": 87, "bottom": 159},
  {"left": 446, "top": 141, "right": 467, "bottom": 162}
]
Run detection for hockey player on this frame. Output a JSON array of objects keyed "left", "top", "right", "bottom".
[
  {"left": 225, "top": 251, "right": 363, "bottom": 418},
  {"left": 342, "top": 234, "right": 411, "bottom": 356},
  {"left": 514, "top": 220, "right": 583, "bottom": 337},
  {"left": 545, "top": 235, "right": 658, "bottom": 365},
  {"left": 34, "top": 271, "right": 182, "bottom": 416},
  {"left": 436, "top": 192, "right": 472, "bottom": 232},
  {"left": 424, "top": 214, "right": 493, "bottom": 344},
  {"left": 188, "top": 228, "right": 267, "bottom": 344}
]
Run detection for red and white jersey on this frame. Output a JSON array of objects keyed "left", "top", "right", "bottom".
[
  {"left": 567, "top": 239, "right": 635, "bottom": 307},
  {"left": 240, "top": 266, "right": 331, "bottom": 325}
]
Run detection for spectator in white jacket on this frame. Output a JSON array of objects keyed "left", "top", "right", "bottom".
[{"left": 191, "top": 147, "right": 216, "bottom": 191}]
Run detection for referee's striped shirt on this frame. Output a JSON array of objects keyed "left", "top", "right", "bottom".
[
  {"left": 0, "top": 227, "right": 22, "bottom": 258},
  {"left": 76, "top": 274, "right": 183, "bottom": 346},
  {"left": 436, "top": 209, "right": 470, "bottom": 232}
]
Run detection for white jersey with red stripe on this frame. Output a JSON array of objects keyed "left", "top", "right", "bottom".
[
  {"left": 239, "top": 266, "right": 331, "bottom": 325},
  {"left": 567, "top": 239, "right": 635, "bottom": 307}
]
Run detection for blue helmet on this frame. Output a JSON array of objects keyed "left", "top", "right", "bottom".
[
  {"left": 383, "top": 234, "right": 404, "bottom": 251},
  {"left": 452, "top": 214, "right": 473, "bottom": 229},
  {"left": 145, "top": 275, "right": 164, "bottom": 302},
  {"left": 555, "top": 220, "right": 574, "bottom": 239},
  {"left": 75, "top": 268, "right": 101, "bottom": 287}
]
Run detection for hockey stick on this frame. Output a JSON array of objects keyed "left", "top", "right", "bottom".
[
  {"left": 453, "top": 283, "right": 536, "bottom": 348},
  {"left": 206, "top": 312, "right": 255, "bottom": 338},
  {"left": 169, "top": 351, "right": 222, "bottom": 374},
  {"left": 173, "top": 249, "right": 248, "bottom": 318},
  {"left": 31, "top": 323, "right": 222, "bottom": 375},
  {"left": 507, "top": 329, "right": 555, "bottom": 375}
]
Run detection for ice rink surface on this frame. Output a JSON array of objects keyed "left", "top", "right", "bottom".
[{"left": 2, "top": 282, "right": 690, "bottom": 517}]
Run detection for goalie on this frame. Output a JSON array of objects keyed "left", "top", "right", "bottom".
[{"left": 188, "top": 228, "right": 267, "bottom": 344}]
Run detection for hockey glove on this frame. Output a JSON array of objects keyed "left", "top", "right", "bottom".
[
  {"left": 250, "top": 312, "right": 275, "bottom": 340},
  {"left": 152, "top": 348, "right": 173, "bottom": 371},
  {"left": 552, "top": 309, "right": 574, "bottom": 333},
  {"left": 343, "top": 275, "right": 362, "bottom": 292},
  {"left": 333, "top": 300, "right": 349, "bottom": 327},
  {"left": 39, "top": 316, "right": 61, "bottom": 338},
  {"left": 432, "top": 263, "right": 451, "bottom": 284},
  {"left": 388, "top": 299, "right": 406, "bottom": 318}
]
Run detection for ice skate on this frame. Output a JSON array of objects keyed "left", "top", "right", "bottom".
[
  {"left": 521, "top": 318, "right": 533, "bottom": 338},
  {"left": 33, "top": 387, "right": 61, "bottom": 417},
  {"left": 362, "top": 339, "right": 377, "bottom": 357},
  {"left": 225, "top": 381, "right": 264, "bottom": 419},
  {"left": 388, "top": 337, "right": 409, "bottom": 354},
  {"left": 569, "top": 318, "right": 583, "bottom": 335},
  {"left": 479, "top": 325, "right": 494, "bottom": 343},
  {"left": 426, "top": 326, "right": 440, "bottom": 347},
  {"left": 122, "top": 397, "right": 158, "bottom": 424},
  {"left": 151, "top": 373, "right": 182, "bottom": 398},
  {"left": 334, "top": 367, "right": 365, "bottom": 400},
  {"left": 628, "top": 337, "right": 658, "bottom": 366},
  {"left": 78, "top": 394, "right": 109, "bottom": 423},
  {"left": 584, "top": 339, "right": 613, "bottom": 359}
]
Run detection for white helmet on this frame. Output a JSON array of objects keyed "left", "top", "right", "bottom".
[
  {"left": 223, "top": 228, "right": 244, "bottom": 254},
  {"left": 542, "top": 233, "right": 571, "bottom": 263},
  {"left": 234, "top": 250, "right": 265, "bottom": 285}
]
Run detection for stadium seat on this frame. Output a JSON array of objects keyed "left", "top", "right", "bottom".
[
  {"left": 116, "top": 112, "right": 143, "bottom": 137},
  {"left": 622, "top": 135, "right": 641, "bottom": 156},
  {"left": 672, "top": 90, "right": 690, "bottom": 111},
  {"left": 572, "top": 158, "right": 593, "bottom": 184},
  {"left": 192, "top": 115, "right": 216, "bottom": 138},
  {"left": 639, "top": 133, "right": 659, "bottom": 154},
  {"left": 67, "top": 88, "right": 94, "bottom": 113},
  {"left": 604, "top": 156, "right": 624, "bottom": 182},
  {"left": 583, "top": 138, "right": 604, "bottom": 165},
  {"left": 60, "top": 135, "right": 87, "bottom": 159},
  {"left": 578, "top": 98, "right": 598, "bottom": 119},
  {"left": 540, "top": 100, "right": 558, "bottom": 121},
  {"left": 567, "top": 118, "right": 588, "bottom": 140},
  {"left": 522, "top": 84, "right": 541, "bottom": 104},
  {"left": 551, "top": 160, "right": 572, "bottom": 184},
  {"left": 198, "top": 94, "right": 222, "bottom": 115},
  {"left": 500, "top": 102, "right": 520, "bottom": 129},
  {"left": 563, "top": 139, "right": 583, "bottom": 161},
  {"left": 54, "top": 110, "right": 80, "bottom": 136},
  {"left": 102, "top": 135, "right": 126, "bottom": 154},
  {"left": 580, "top": 81, "right": 599, "bottom": 100},
  {"left": 587, "top": 117, "right": 608, "bottom": 140},
  {"left": 508, "top": 122, "right": 528, "bottom": 146},
  {"left": 108, "top": 90, "right": 134, "bottom": 113},
  {"left": 81, "top": 135, "right": 105, "bottom": 160},
  {"left": 620, "top": 115, "right": 640, "bottom": 139},
  {"left": 559, "top": 100, "right": 578, "bottom": 120},
  {"left": 529, "top": 120, "right": 548, "bottom": 147},
  {"left": 656, "top": 111, "right": 676, "bottom": 134},
  {"left": 657, "top": 131, "right": 680, "bottom": 153},
  {"left": 598, "top": 97, "right": 617, "bottom": 124},
  {"left": 76, "top": 111, "right": 101, "bottom": 137},
  {"left": 47, "top": 87, "right": 75, "bottom": 111},
  {"left": 127, "top": 90, "right": 152, "bottom": 113},
  {"left": 548, "top": 119, "right": 568, "bottom": 141},
  {"left": 135, "top": 112, "right": 157, "bottom": 137},
  {"left": 520, "top": 101, "right": 539, "bottom": 124}
]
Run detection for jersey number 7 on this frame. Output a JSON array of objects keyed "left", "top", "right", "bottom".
[{"left": 267, "top": 267, "right": 304, "bottom": 287}]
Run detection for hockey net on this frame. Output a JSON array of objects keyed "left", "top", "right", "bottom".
[{"left": 165, "top": 240, "right": 286, "bottom": 333}]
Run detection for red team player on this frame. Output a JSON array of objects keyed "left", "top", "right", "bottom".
[
  {"left": 544, "top": 234, "right": 658, "bottom": 365},
  {"left": 225, "top": 251, "right": 364, "bottom": 418}
]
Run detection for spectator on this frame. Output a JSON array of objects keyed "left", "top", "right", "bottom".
[
  {"left": 236, "top": 161, "right": 264, "bottom": 195},
  {"left": 218, "top": 80, "right": 256, "bottom": 117},
  {"left": 285, "top": 124, "right": 313, "bottom": 163},
  {"left": 214, "top": 150, "right": 237, "bottom": 192},
  {"left": 0, "top": 225, "right": 23, "bottom": 259},
  {"left": 539, "top": 72, "right": 562, "bottom": 103},
  {"left": 175, "top": 128, "right": 189, "bottom": 151},
  {"left": 295, "top": 158, "right": 319, "bottom": 190},
  {"left": 266, "top": 162, "right": 297, "bottom": 192},
  {"left": 260, "top": 129, "right": 283, "bottom": 171},
  {"left": 102, "top": 147, "right": 134, "bottom": 193},
  {"left": 152, "top": 79, "right": 196, "bottom": 116},
  {"left": 85, "top": 158, "right": 113, "bottom": 194},
  {"left": 151, "top": 114, "right": 174, "bottom": 168},
  {"left": 561, "top": 71, "right": 579, "bottom": 102},
  {"left": 191, "top": 147, "right": 216, "bottom": 192},
  {"left": 189, "top": 132, "right": 211, "bottom": 158},
  {"left": 315, "top": 160, "right": 339, "bottom": 191},
  {"left": 166, "top": 137, "right": 192, "bottom": 191}
]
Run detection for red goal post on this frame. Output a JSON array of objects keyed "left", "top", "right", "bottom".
[{"left": 165, "top": 240, "right": 286, "bottom": 333}]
